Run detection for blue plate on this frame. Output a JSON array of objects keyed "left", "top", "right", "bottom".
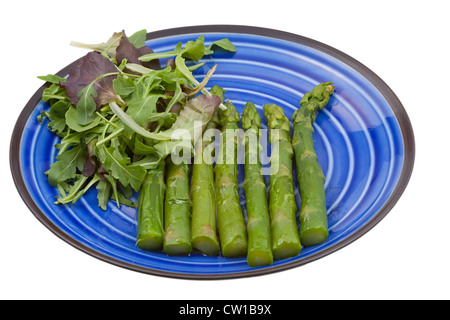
[{"left": 10, "top": 25, "right": 415, "bottom": 279}]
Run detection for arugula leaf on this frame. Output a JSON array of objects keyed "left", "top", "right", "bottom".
[
  {"left": 109, "top": 101, "right": 171, "bottom": 141},
  {"left": 76, "top": 84, "right": 98, "bottom": 125},
  {"left": 104, "top": 174, "right": 120, "bottom": 205},
  {"left": 146, "top": 112, "right": 178, "bottom": 130},
  {"left": 62, "top": 174, "right": 101, "bottom": 204},
  {"left": 113, "top": 193, "right": 138, "bottom": 208},
  {"left": 138, "top": 42, "right": 183, "bottom": 63},
  {"left": 94, "top": 144, "right": 146, "bottom": 191},
  {"left": 182, "top": 36, "right": 208, "bottom": 62},
  {"left": 175, "top": 55, "right": 227, "bottom": 110},
  {"left": 131, "top": 154, "right": 162, "bottom": 170},
  {"left": 61, "top": 52, "right": 119, "bottom": 107},
  {"left": 101, "top": 174, "right": 138, "bottom": 208},
  {"left": 126, "top": 94, "right": 167, "bottom": 126},
  {"left": 54, "top": 175, "right": 90, "bottom": 204},
  {"left": 133, "top": 138, "right": 159, "bottom": 156},
  {"left": 113, "top": 75, "right": 136, "bottom": 98},
  {"left": 50, "top": 99, "right": 71, "bottom": 118},
  {"left": 65, "top": 106, "right": 102, "bottom": 132},
  {"left": 47, "top": 145, "right": 85, "bottom": 187},
  {"left": 42, "top": 83, "right": 68, "bottom": 102},
  {"left": 127, "top": 29, "right": 147, "bottom": 48},
  {"left": 38, "top": 74, "right": 67, "bottom": 84},
  {"left": 206, "top": 38, "right": 237, "bottom": 53},
  {"left": 38, "top": 97, "right": 71, "bottom": 135},
  {"left": 138, "top": 36, "right": 236, "bottom": 65},
  {"left": 96, "top": 178, "right": 111, "bottom": 210},
  {"left": 165, "top": 81, "right": 183, "bottom": 112}
]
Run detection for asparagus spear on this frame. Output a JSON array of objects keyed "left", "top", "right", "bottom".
[
  {"left": 215, "top": 101, "right": 248, "bottom": 257},
  {"left": 263, "top": 103, "right": 301, "bottom": 260},
  {"left": 190, "top": 85, "right": 223, "bottom": 256},
  {"left": 136, "top": 161, "right": 166, "bottom": 250},
  {"left": 163, "top": 158, "right": 192, "bottom": 255},
  {"left": 242, "top": 102, "right": 273, "bottom": 267},
  {"left": 292, "top": 82, "right": 334, "bottom": 247}
]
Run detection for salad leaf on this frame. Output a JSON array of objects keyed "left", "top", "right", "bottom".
[
  {"left": 109, "top": 101, "right": 172, "bottom": 141},
  {"left": 126, "top": 94, "right": 168, "bottom": 126},
  {"left": 116, "top": 32, "right": 161, "bottom": 72},
  {"left": 127, "top": 29, "right": 147, "bottom": 48},
  {"left": 138, "top": 35, "right": 236, "bottom": 64},
  {"left": 47, "top": 144, "right": 85, "bottom": 187},
  {"left": 174, "top": 55, "right": 226, "bottom": 110},
  {"left": 38, "top": 74, "right": 67, "bottom": 84},
  {"left": 38, "top": 30, "right": 236, "bottom": 210},
  {"left": 42, "top": 83, "right": 69, "bottom": 102},
  {"left": 61, "top": 52, "right": 119, "bottom": 107},
  {"left": 161, "top": 94, "right": 221, "bottom": 141},
  {"left": 94, "top": 144, "right": 146, "bottom": 191},
  {"left": 70, "top": 31, "right": 124, "bottom": 58},
  {"left": 55, "top": 175, "right": 90, "bottom": 204},
  {"left": 76, "top": 84, "right": 98, "bottom": 125},
  {"left": 96, "top": 178, "right": 112, "bottom": 210},
  {"left": 113, "top": 75, "right": 136, "bottom": 98},
  {"left": 110, "top": 93, "right": 220, "bottom": 144},
  {"left": 65, "top": 106, "right": 102, "bottom": 132},
  {"left": 206, "top": 38, "right": 236, "bottom": 53},
  {"left": 182, "top": 36, "right": 208, "bottom": 62}
]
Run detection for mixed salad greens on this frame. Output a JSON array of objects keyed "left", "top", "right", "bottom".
[{"left": 38, "top": 29, "right": 235, "bottom": 210}]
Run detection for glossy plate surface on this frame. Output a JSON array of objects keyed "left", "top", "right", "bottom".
[{"left": 10, "top": 25, "right": 414, "bottom": 279}]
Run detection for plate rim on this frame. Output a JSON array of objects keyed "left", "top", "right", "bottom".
[{"left": 9, "top": 24, "right": 415, "bottom": 280}]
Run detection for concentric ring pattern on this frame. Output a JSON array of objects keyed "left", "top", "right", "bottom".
[{"left": 14, "top": 27, "right": 412, "bottom": 279}]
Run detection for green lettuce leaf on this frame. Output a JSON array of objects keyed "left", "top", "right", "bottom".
[
  {"left": 47, "top": 145, "right": 85, "bottom": 187},
  {"left": 94, "top": 144, "right": 146, "bottom": 191}
]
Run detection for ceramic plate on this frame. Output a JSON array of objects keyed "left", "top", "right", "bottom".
[{"left": 10, "top": 25, "right": 415, "bottom": 279}]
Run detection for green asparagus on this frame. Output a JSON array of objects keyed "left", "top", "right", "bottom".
[
  {"left": 136, "top": 161, "right": 166, "bottom": 250},
  {"left": 190, "top": 85, "right": 223, "bottom": 256},
  {"left": 215, "top": 101, "right": 248, "bottom": 257},
  {"left": 163, "top": 158, "right": 192, "bottom": 255},
  {"left": 292, "top": 82, "right": 334, "bottom": 247},
  {"left": 263, "top": 103, "right": 301, "bottom": 260},
  {"left": 242, "top": 102, "right": 273, "bottom": 267}
]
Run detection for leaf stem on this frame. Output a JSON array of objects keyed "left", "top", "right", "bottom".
[
  {"left": 102, "top": 34, "right": 124, "bottom": 57},
  {"left": 96, "top": 111, "right": 120, "bottom": 129},
  {"left": 54, "top": 175, "right": 89, "bottom": 204},
  {"left": 175, "top": 55, "right": 227, "bottom": 110},
  {"left": 96, "top": 127, "right": 124, "bottom": 146},
  {"left": 70, "top": 175, "right": 101, "bottom": 204}
]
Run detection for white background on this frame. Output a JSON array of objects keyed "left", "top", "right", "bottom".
[{"left": 2, "top": 0, "right": 449, "bottom": 300}]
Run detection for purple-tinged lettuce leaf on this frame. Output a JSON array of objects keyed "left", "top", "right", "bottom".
[
  {"left": 61, "top": 52, "right": 119, "bottom": 107},
  {"left": 81, "top": 139, "right": 98, "bottom": 177}
]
